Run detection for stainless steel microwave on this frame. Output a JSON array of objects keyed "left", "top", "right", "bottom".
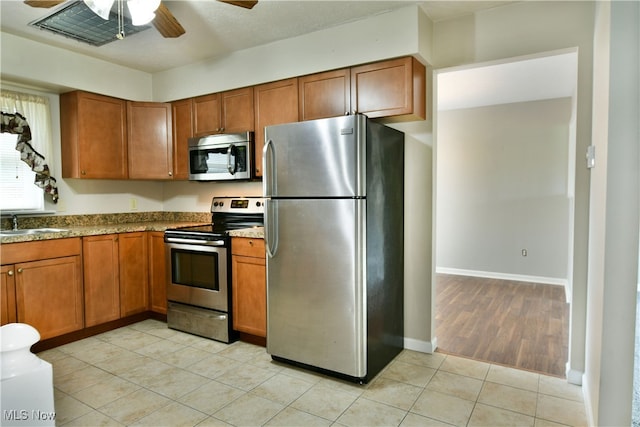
[{"left": 188, "top": 132, "right": 254, "bottom": 181}]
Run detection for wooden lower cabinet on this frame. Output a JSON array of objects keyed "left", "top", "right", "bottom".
[
  {"left": 231, "top": 237, "right": 266, "bottom": 337},
  {"left": 83, "top": 234, "right": 120, "bottom": 327},
  {"left": 83, "top": 232, "right": 150, "bottom": 325},
  {"left": 1, "top": 239, "right": 83, "bottom": 339},
  {"left": 119, "top": 232, "right": 149, "bottom": 317},
  {"left": 148, "top": 231, "right": 167, "bottom": 314},
  {"left": 1, "top": 265, "right": 17, "bottom": 325},
  {"left": 15, "top": 256, "right": 84, "bottom": 340}
]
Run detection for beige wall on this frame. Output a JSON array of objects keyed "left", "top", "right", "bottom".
[{"left": 436, "top": 98, "right": 572, "bottom": 283}]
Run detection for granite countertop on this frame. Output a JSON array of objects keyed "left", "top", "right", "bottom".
[
  {"left": 0, "top": 213, "right": 265, "bottom": 244},
  {"left": 229, "top": 227, "right": 264, "bottom": 239},
  {"left": 0, "top": 212, "right": 210, "bottom": 244}
]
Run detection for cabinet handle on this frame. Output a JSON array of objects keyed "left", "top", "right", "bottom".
[
  {"left": 7, "top": 270, "right": 13, "bottom": 276},
  {"left": 114, "top": 236, "right": 119, "bottom": 242},
  {"left": 81, "top": 170, "right": 87, "bottom": 175},
  {"left": 17, "top": 268, "right": 23, "bottom": 273},
  {"left": 168, "top": 171, "right": 173, "bottom": 177},
  {"left": 249, "top": 240, "right": 254, "bottom": 246}
]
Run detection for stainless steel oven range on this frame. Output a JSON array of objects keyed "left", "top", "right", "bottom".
[{"left": 164, "top": 197, "right": 264, "bottom": 342}]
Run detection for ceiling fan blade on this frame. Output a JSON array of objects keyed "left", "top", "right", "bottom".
[
  {"left": 218, "top": 0, "right": 258, "bottom": 10},
  {"left": 24, "top": 0, "right": 66, "bottom": 7},
  {"left": 152, "top": 2, "right": 185, "bottom": 38}
]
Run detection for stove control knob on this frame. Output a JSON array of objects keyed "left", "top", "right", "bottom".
[
  {"left": 219, "top": 202, "right": 224, "bottom": 207},
  {"left": 256, "top": 201, "right": 262, "bottom": 207},
  {"left": 213, "top": 202, "right": 218, "bottom": 207}
]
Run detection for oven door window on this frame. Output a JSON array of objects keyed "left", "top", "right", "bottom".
[
  {"left": 190, "top": 145, "right": 248, "bottom": 175},
  {"left": 171, "top": 248, "right": 219, "bottom": 291}
]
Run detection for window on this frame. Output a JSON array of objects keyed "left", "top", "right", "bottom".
[
  {"left": 1, "top": 89, "right": 58, "bottom": 209},
  {"left": 0, "top": 132, "right": 44, "bottom": 211}
]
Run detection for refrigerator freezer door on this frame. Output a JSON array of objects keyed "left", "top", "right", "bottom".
[
  {"left": 266, "top": 198, "right": 366, "bottom": 378},
  {"left": 263, "top": 115, "right": 366, "bottom": 198}
]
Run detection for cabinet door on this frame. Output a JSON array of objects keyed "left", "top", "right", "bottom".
[
  {"left": 171, "top": 98, "right": 193, "bottom": 180},
  {"left": 232, "top": 238, "right": 266, "bottom": 337},
  {"left": 127, "top": 102, "right": 174, "bottom": 179},
  {"left": 83, "top": 235, "right": 120, "bottom": 327},
  {"left": 60, "top": 91, "right": 128, "bottom": 179},
  {"left": 148, "top": 231, "right": 167, "bottom": 314},
  {"left": 254, "top": 78, "right": 298, "bottom": 177},
  {"left": 119, "top": 232, "right": 149, "bottom": 317},
  {"left": 15, "top": 256, "right": 84, "bottom": 340},
  {"left": 298, "top": 69, "right": 351, "bottom": 121},
  {"left": 350, "top": 56, "right": 426, "bottom": 120},
  {"left": 193, "top": 93, "right": 221, "bottom": 136},
  {"left": 221, "top": 87, "right": 255, "bottom": 133},
  {"left": 232, "top": 255, "right": 266, "bottom": 337},
  {"left": 1, "top": 265, "right": 17, "bottom": 325}
]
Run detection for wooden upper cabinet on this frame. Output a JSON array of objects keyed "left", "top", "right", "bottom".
[
  {"left": 127, "top": 101, "right": 173, "bottom": 180},
  {"left": 171, "top": 98, "right": 193, "bottom": 180},
  {"left": 298, "top": 69, "right": 351, "bottom": 121},
  {"left": 60, "top": 91, "right": 128, "bottom": 179},
  {"left": 253, "top": 78, "right": 299, "bottom": 177},
  {"left": 221, "top": 87, "right": 255, "bottom": 133},
  {"left": 193, "top": 87, "right": 254, "bottom": 136},
  {"left": 193, "top": 93, "right": 221, "bottom": 136},
  {"left": 350, "top": 56, "right": 426, "bottom": 120}
]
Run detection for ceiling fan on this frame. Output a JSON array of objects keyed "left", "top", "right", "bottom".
[{"left": 23, "top": 0, "right": 258, "bottom": 39}]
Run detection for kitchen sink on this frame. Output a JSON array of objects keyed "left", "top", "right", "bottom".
[{"left": 0, "top": 228, "right": 69, "bottom": 237}]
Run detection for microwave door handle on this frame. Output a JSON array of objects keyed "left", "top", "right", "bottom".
[{"left": 227, "top": 144, "right": 236, "bottom": 175}]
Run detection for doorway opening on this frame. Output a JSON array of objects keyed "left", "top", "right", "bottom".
[{"left": 433, "top": 50, "right": 578, "bottom": 377}]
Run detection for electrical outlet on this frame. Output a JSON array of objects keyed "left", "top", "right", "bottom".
[
  {"left": 130, "top": 198, "right": 138, "bottom": 211},
  {"left": 521, "top": 249, "right": 528, "bottom": 257}
]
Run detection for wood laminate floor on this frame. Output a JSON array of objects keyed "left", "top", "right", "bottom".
[{"left": 435, "top": 274, "right": 569, "bottom": 377}]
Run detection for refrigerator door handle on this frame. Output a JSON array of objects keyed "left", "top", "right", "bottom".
[
  {"left": 264, "top": 199, "right": 278, "bottom": 258},
  {"left": 263, "top": 139, "right": 276, "bottom": 196}
]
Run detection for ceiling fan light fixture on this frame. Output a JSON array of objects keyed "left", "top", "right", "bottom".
[
  {"left": 83, "top": 0, "right": 114, "bottom": 19},
  {"left": 127, "top": 0, "right": 161, "bottom": 26}
]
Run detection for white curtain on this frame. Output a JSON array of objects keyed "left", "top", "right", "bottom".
[{"left": 0, "top": 89, "right": 54, "bottom": 176}]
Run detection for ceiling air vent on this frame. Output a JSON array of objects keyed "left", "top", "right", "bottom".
[{"left": 29, "top": 0, "right": 150, "bottom": 47}]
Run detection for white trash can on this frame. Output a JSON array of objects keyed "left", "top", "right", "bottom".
[{"left": 0, "top": 323, "right": 55, "bottom": 426}]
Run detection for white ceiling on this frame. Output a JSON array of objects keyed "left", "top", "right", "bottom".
[{"left": 0, "top": 0, "right": 513, "bottom": 74}]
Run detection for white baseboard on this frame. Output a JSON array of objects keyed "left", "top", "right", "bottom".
[
  {"left": 436, "top": 267, "right": 568, "bottom": 287},
  {"left": 404, "top": 337, "right": 437, "bottom": 354},
  {"left": 566, "top": 364, "right": 583, "bottom": 385}
]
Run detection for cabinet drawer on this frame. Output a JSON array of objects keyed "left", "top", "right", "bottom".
[{"left": 231, "top": 237, "right": 265, "bottom": 257}]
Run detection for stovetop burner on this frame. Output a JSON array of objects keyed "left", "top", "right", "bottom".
[{"left": 165, "top": 197, "right": 264, "bottom": 241}]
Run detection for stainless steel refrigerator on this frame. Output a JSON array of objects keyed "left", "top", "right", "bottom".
[{"left": 263, "top": 114, "right": 404, "bottom": 383}]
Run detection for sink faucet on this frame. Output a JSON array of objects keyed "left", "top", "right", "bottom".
[{"left": 12, "top": 215, "right": 18, "bottom": 230}]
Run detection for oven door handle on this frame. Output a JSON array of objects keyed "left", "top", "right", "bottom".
[{"left": 165, "top": 237, "right": 227, "bottom": 247}]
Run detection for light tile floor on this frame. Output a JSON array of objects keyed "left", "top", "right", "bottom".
[{"left": 37, "top": 319, "right": 588, "bottom": 426}]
